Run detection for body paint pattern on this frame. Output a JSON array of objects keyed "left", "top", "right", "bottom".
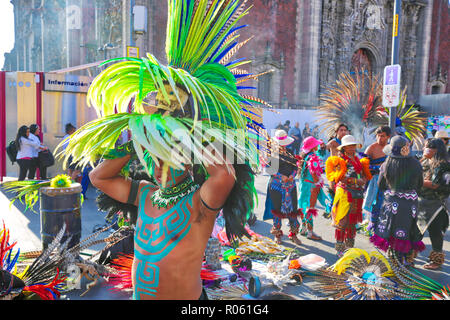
[
  {"left": 133, "top": 184, "right": 193, "bottom": 299},
  {"left": 150, "top": 160, "right": 185, "bottom": 188}
]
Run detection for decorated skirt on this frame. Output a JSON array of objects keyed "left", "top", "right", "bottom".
[
  {"left": 332, "top": 182, "right": 364, "bottom": 242},
  {"left": 264, "top": 171, "right": 301, "bottom": 219},
  {"left": 298, "top": 152, "right": 331, "bottom": 212},
  {"left": 370, "top": 190, "right": 425, "bottom": 254}
]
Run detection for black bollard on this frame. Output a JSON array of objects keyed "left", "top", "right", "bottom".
[{"left": 39, "top": 183, "right": 82, "bottom": 250}]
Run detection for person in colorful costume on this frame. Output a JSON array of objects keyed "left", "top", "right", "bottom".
[
  {"left": 362, "top": 126, "right": 391, "bottom": 230},
  {"left": 325, "top": 135, "right": 372, "bottom": 256},
  {"left": 418, "top": 138, "right": 450, "bottom": 269},
  {"left": 56, "top": 1, "right": 270, "bottom": 300},
  {"left": 323, "top": 123, "right": 350, "bottom": 219},
  {"left": 326, "top": 123, "right": 350, "bottom": 157},
  {"left": 369, "top": 136, "right": 425, "bottom": 265},
  {"left": 297, "top": 136, "right": 331, "bottom": 240},
  {"left": 263, "top": 130, "right": 302, "bottom": 245}
]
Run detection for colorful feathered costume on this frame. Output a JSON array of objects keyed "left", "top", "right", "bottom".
[
  {"left": 315, "top": 69, "right": 384, "bottom": 146},
  {"left": 46, "top": 0, "right": 273, "bottom": 300},
  {"left": 308, "top": 248, "right": 447, "bottom": 300},
  {"left": 0, "top": 223, "right": 66, "bottom": 300},
  {"left": 262, "top": 130, "right": 303, "bottom": 245},
  {"left": 297, "top": 136, "right": 331, "bottom": 240},
  {"left": 325, "top": 148, "right": 372, "bottom": 255},
  {"left": 3, "top": 1, "right": 271, "bottom": 300},
  {"left": 315, "top": 69, "right": 426, "bottom": 254},
  {"left": 55, "top": 0, "right": 271, "bottom": 246},
  {"left": 370, "top": 88, "right": 427, "bottom": 146}
]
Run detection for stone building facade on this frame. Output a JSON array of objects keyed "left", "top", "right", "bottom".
[
  {"left": 3, "top": 0, "right": 447, "bottom": 108},
  {"left": 3, "top": 0, "right": 125, "bottom": 75},
  {"left": 317, "top": 0, "right": 435, "bottom": 105},
  {"left": 426, "top": 0, "right": 449, "bottom": 94}
]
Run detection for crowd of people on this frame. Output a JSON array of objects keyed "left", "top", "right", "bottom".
[
  {"left": 14, "top": 124, "right": 49, "bottom": 181},
  {"left": 275, "top": 120, "right": 321, "bottom": 156},
  {"left": 12, "top": 122, "right": 91, "bottom": 199},
  {"left": 264, "top": 123, "right": 449, "bottom": 269},
  {"left": 3, "top": 0, "right": 448, "bottom": 301},
  {"left": 11, "top": 118, "right": 449, "bottom": 272}
]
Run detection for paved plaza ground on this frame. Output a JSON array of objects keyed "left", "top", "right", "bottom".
[{"left": 1, "top": 173, "right": 448, "bottom": 300}]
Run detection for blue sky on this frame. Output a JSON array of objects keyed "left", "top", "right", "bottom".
[{"left": 0, "top": 1, "right": 14, "bottom": 68}]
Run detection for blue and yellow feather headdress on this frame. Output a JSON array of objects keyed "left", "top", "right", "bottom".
[
  {"left": 59, "top": 0, "right": 269, "bottom": 177},
  {"left": 56, "top": 0, "right": 271, "bottom": 245}
]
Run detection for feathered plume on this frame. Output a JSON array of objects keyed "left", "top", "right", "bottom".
[
  {"left": 308, "top": 247, "right": 447, "bottom": 300},
  {"left": 370, "top": 87, "right": 427, "bottom": 145},
  {"left": 58, "top": 0, "right": 273, "bottom": 250},
  {"left": 1, "top": 180, "right": 50, "bottom": 212},
  {"left": 1, "top": 174, "right": 74, "bottom": 212},
  {"left": 316, "top": 69, "right": 384, "bottom": 143}
]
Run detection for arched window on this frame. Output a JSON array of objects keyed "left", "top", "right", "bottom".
[{"left": 257, "top": 72, "right": 272, "bottom": 102}]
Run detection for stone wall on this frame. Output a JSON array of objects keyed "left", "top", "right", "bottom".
[
  {"left": 427, "top": 0, "right": 449, "bottom": 94},
  {"left": 3, "top": 0, "right": 443, "bottom": 107}
]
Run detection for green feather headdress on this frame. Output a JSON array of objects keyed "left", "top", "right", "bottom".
[
  {"left": 58, "top": 0, "right": 268, "bottom": 176},
  {"left": 54, "top": 0, "right": 271, "bottom": 245}
]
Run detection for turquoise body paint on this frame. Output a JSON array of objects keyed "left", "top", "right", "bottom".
[
  {"left": 133, "top": 184, "right": 194, "bottom": 299},
  {"left": 150, "top": 160, "right": 185, "bottom": 188}
]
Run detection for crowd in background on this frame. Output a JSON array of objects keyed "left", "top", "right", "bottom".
[
  {"left": 12, "top": 122, "right": 91, "bottom": 199},
  {"left": 14, "top": 124, "right": 49, "bottom": 181},
  {"left": 275, "top": 120, "right": 321, "bottom": 156},
  {"left": 265, "top": 121, "right": 449, "bottom": 269},
  {"left": 9, "top": 117, "right": 450, "bottom": 269}
]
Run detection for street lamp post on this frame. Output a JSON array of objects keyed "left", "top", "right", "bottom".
[{"left": 389, "top": 0, "right": 402, "bottom": 131}]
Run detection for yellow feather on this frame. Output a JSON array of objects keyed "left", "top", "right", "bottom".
[
  {"left": 329, "top": 248, "right": 371, "bottom": 275},
  {"left": 13, "top": 264, "right": 30, "bottom": 280},
  {"left": 369, "top": 251, "right": 394, "bottom": 277}
]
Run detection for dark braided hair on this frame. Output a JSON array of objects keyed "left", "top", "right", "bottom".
[{"left": 426, "top": 138, "right": 449, "bottom": 168}]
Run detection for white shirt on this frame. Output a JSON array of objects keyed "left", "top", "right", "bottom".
[
  {"left": 16, "top": 136, "right": 41, "bottom": 159},
  {"left": 28, "top": 133, "right": 43, "bottom": 158}
]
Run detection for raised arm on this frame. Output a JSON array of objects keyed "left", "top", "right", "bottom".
[
  {"left": 326, "top": 139, "right": 338, "bottom": 155},
  {"left": 197, "top": 159, "right": 236, "bottom": 215},
  {"left": 89, "top": 155, "right": 150, "bottom": 206}
]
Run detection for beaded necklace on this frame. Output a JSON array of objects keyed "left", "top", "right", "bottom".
[{"left": 150, "top": 176, "right": 199, "bottom": 208}]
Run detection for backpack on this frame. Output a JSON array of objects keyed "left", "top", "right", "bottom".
[{"left": 6, "top": 141, "right": 18, "bottom": 164}]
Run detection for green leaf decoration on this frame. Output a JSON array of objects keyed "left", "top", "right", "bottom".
[{"left": 2, "top": 180, "right": 51, "bottom": 212}]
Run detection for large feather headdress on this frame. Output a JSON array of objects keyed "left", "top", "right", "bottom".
[
  {"left": 315, "top": 69, "right": 385, "bottom": 145},
  {"left": 316, "top": 70, "right": 426, "bottom": 146},
  {"left": 55, "top": 0, "right": 271, "bottom": 245},
  {"left": 370, "top": 87, "right": 427, "bottom": 145},
  {"left": 59, "top": 0, "right": 269, "bottom": 177}
]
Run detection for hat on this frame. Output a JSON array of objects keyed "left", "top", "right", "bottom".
[
  {"left": 337, "top": 135, "right": 362, "bottom": 150},
  {"left": 383, "top": 135, "right": 409, "bottom": 158},
  {"left": 272, "top": 129, "right": 294, "bottom": 146},
  {"left": 301, "top": 136, "right": 323, "bottom": 154},
  {"left": 435, "top": 130, "right": 449, "bottom": 139}
]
